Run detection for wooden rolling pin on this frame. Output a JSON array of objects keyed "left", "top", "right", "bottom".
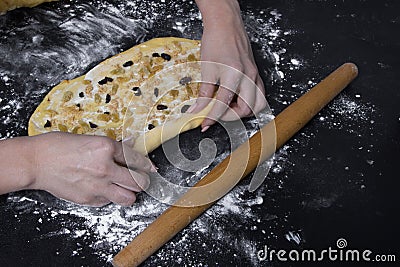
[{"left": 113, "top": 62, "right": 359, "bottom": 267}]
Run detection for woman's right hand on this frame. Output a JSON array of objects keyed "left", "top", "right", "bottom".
[{"left": 29, "top": 132, "right": 155, "bottom": 207}]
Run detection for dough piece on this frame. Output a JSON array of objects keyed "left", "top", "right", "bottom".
[
  {"left": 28, "top": 37, "right": 210, "bottom": 155},
  {"left": 0, "top": 0, "right": 57, "bottom": 14},
  {"left": 133, "top": 100, "right": 214, "bottom": 155}
]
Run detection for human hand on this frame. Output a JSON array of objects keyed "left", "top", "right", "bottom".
[
  {"left": 191, "top": 0, "right": 267, "bottom": 131},
  {"left": 29, "top": 132, "right": 155, "bottom": 207}
]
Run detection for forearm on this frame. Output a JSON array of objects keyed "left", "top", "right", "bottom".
[{"left": 0, "top": 137, "right": 36, "bottom": 194}]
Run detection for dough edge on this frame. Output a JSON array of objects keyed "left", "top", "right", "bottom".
[{"left": 132, "top": 101, "right": 214, "bottom": 155}]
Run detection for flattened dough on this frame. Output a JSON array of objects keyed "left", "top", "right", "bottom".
[{"left": 29, "top": 37, "right": 212, "bottom": 155}]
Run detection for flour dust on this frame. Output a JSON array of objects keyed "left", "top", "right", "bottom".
[{"left": 0, "top": 0, "right": 376, "bottom": 266}]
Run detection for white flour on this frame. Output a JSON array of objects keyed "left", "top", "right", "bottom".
[{"left": 0, "top": 1, "right": 376, "bottom": 266}]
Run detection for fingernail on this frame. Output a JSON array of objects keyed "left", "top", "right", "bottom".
[
  {"left": 150, "top": 165, "right": 158, "bottom": 173},
  {"left": 150, "top": 162, "right": 158, "bottom": 173},
  {"left": 186, "top": 103, "right": 197, "bottom": 113},
  {"left": 201, "top": 126, "right": 210, "bottom": 132}
]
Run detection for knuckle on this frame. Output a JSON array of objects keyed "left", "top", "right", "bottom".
[
  {"left": 89, "top": 137, "right": 115, "bottom": 155},
  {"left": 99, "top": 138, "right": 115, "bottom": 154},
  {"left": 93, "top": 163, "right": 110, "bottom": 177}
]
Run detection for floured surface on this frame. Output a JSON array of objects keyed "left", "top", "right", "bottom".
[{"left": 0, "top": 0, "right": 381, "bottom": 266}]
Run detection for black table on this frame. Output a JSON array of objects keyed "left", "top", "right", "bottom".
[{"left": 1, "top": 0, "right": 398, "bottom": 266}]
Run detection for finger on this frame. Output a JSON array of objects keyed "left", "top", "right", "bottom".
[
  {"left": 103, "top": 183, "right": 137, "bottom": 206},
  {"left": 111, "top": 164, "right": 150, "bottom": 192},
  {"left": 201, "top": 71, "right": 242, "bottom": 128},
  {"left": 188, "top": 62, "right": 218, "bottom": 114},
  {"left": 187, "top": 84, "right": 216, "bottom": 114},
  {"left": 220, "top": 76, "right": 256, "bottom": 121},
  {"left": 114, "top": 141, "right": 156, "bottom": 172}
]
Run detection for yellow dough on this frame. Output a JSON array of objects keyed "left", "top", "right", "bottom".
[
  {"left": 28, "top": 37, "right": 212, "bottom": 155},
  {"left": 133, "top": 101, "right": 214, "bottom": 155},
  {"left": 0, "top": 0, "right": 57, "bottom": 14}
]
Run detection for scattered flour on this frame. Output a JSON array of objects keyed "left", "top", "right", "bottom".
[{"left": 0, "top": 0, "right": 376, "bottom": 266}]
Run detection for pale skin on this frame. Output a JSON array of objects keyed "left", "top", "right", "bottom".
[
  {"left": 190, "top": 0, "right": 267, "bottom": 131},
  {"left": 0, "top": 0, "right": 265, "bottom": 206},
  {"left": 0, "top": 133, "right": 155, "bottom": 207}
]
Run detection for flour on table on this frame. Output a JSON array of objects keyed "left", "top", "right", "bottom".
[{"left": 1, "top": 1, "right": 377, "bottom": 266}]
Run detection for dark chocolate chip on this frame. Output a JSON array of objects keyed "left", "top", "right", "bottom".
[
  {"left": 154, "top": 87, "right": 159, "bottom": 97},
  {"left": 44, "top": 120, "right": 51, "bottom": 128},
  {"left": 157, "top": 104, "right": 168, "bottom": 110},
  {"left": 179, "top": 76, "right": 192, "bottom": 85},
  {"left": 181, "top": 105, "right": 191, "bottom": 113},
  {"left": 104, "top": 111, "right": 110, "bottom": 115},
  {"left": 161, "top": 53, "right": 171, "bottom": 61},
  {"left": 89, "top": 122, "right": 98, "bottom": 128},
  {"left": 152, "top": 52, "right": 160, "bottom": 57},
  {"left": 79, "top": 92, "right": 84, "bottom": 98},
  {"left": 148, "top": 124, "right": 155, "bottom": 130},
  {"left": 105, "top": 94, "right": 111, "bottom": 103},
  {"left": 132, "top": 87, "right": 139, "bottom": 91},
  {"left": 123, "top": 60, "right": 133, "bottom": 67},
  {"left": 76, "top": 103, "right": 81, "bottom": 108},
  {"left": 106, "top": 77, "right": 113, "bottom": 82}
]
